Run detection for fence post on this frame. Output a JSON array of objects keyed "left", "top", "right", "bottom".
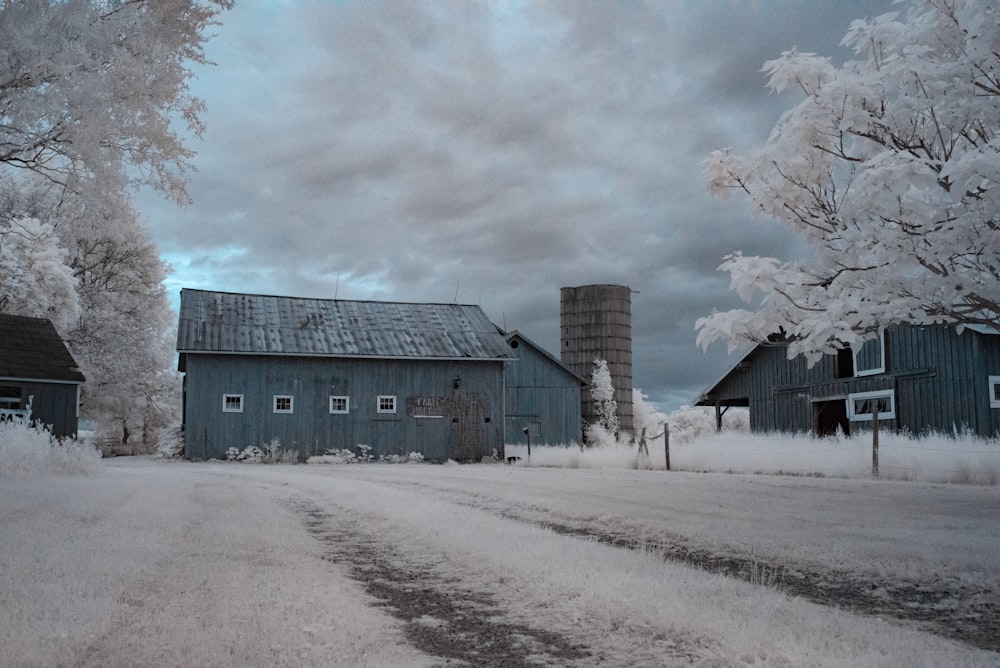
[
  {"left": 664, "top": 422, "right": 670, "bottom": 471},
  {"left": 871, "top": 407, "right": 879, "bottom": 478}
]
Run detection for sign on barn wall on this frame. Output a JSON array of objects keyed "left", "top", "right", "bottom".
[{"left": 408, "top": 395, "right": 451, "bottom": 418}]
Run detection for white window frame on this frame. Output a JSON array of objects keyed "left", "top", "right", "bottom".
[
  {"left": 0, "top": 385, "right": 23, "bottom": 410},
  {"left": 847, "top": 390, "right": 895, "bottom": 422},
  {"left": 989, "top": 376, "right": 1000, "bottom": 409},
  {"left": 273, "top": 395, "right": 294, "bottom": 414},
  {"left": 222, "top": 394, "right": 244, "bottom": 413},
  {"left": 854, "top": 333, "right": 886, "bottom": 377},
  {"left": 329, "top": 395, "right": 350, "bottom": 414},
  {"left": 377, "top": 395, "right": 397, "bottom": 414}
]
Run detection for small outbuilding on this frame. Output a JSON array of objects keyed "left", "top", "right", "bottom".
[
  {"left": 696, "top": 324, "right": 1000, "bottom": 437},
  {"left": 177, "top": 289, "right": 513, "bottom": 461},
  {"left": 502, "top": 330, "right": 586, "bottom": 445},
  {"left": 0, "top": 313, "right": 85, "bottom": 439}
]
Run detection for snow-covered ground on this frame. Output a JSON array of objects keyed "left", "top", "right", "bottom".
[{"left": 2, "top": 435, "right": 998, "bottom": 666}]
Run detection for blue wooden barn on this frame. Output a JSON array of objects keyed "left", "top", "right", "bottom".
[
  {"left": 0, "top": 314, "right": 85, "bottom": 439},
  {"left": 502, "top": 330, "right": 586, "bottom": 445},
  {"left": 177, "top": 289, "right": 514, "bottom": 461},
  {"left": 696, "top": 324, "right": 1000, "bottom": 437}
]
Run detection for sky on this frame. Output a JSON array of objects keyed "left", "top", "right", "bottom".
[{"left": 137, "top": 0, "right": 896, "bottom": 411}]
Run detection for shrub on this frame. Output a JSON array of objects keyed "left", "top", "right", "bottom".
[
  {"left": 0, "top": 421, "right": 100, "bottom": 476},
  {"left": 224, "top": 438, "right": 299, "bottom": 464},
  {"left": 156, "top": 427, "right": 185, "bottom": 458}
]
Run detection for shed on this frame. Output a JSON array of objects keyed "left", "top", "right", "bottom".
[
  {"left": 0, "top": 314, "right": 85, "bottom": 439},
  {"left": 176, "top": 289, "right": 513, "bottom": 461},
  {"left": 502, "top": 330, "right": 587, "bottom": 445},
  {"left": 696, "top": 324, "right": 1000, "bottom": 437}
]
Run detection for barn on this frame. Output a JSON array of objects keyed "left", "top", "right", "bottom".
[
  {"left": 696, "top": 324, "right": 1000, "bottom": 437},
  {"left": 177, "top": 289, "right": 513, "bottom": 461},
  {"left": 502, "top": 330, "right": 586, "bottom": 445},
  {"left": 0, "top": 314, "right": 86, "bottom": 439}
]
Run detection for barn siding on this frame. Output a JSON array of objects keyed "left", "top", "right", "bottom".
[
  {"left": 886, "top": 325, "right": 985, "bottom": 434},
  {"left": 503, "top": 334, "right": 583, "bottom": 445},
  {"left": 183, "top": 354, "right": 504, "bottom": 461},
  {"left": 976, "top": 332, "right": 1000, "bottom": 435},
  {"left": 701, "top": 325, "right": 1000, "bottom": 437},
  {"left": 0, "top": 379, "right": 80, "bottom": 439}
]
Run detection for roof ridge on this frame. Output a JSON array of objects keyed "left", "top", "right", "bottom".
[{"left": 179, "top": 287, "right": 479, "bottom": 308}]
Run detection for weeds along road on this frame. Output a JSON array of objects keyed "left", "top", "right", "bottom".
[{"left": 4, "top": 458, "right": 998, "bottom": 666}]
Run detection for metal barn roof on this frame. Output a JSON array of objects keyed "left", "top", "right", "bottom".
[
  {"left": 0, "top": 314, "right": 85, "bottom": 383},
  {"left": 176, "top": 289, "right": 512, "bottom": 361}
]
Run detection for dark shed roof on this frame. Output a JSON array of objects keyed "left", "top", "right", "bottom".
[
  {"left": 176, "top": 289, "right": 512, "bottom": 362},
  {"left": 0, "top": 314, "right": 85, "bottom": 383}
]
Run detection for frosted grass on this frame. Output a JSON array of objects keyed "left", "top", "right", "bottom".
[
  {"left": 505, "top": 430, "right": 1000, "bottom": 484},
  {"left": 2, "top": 458, "right": 996, "bottom": 666},
  {"left": 0, "top": 421, "right": 101, "bottom": 475},
  {"left": 2, "top": 422, "right": 997, "bottom": 665},
  {"left": 0, "top": 462, "right": 435, "bottom": 667},
  {"left": 278, "top": 466, "right": 999, "bottom": 666},
  {"left": 321, "top": 462, "right": 1000, "bottom": 591}
]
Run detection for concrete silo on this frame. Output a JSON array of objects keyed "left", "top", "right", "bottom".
[{"left": 560, "top": 284, "right": 633, "bottom": 435}]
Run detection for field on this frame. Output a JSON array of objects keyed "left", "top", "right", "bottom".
[{"left": 2, "top": 432, "right": 998, "bottom": 667}]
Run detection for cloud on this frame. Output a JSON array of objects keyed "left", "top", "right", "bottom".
[{"left": 140, "top": 0, "right": 895, "bottom": 411}]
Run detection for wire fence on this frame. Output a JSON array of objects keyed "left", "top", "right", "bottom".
[{"left": 504, "top": 430, "right": 1000, "bottom": 485}]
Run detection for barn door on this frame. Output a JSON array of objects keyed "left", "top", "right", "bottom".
[
  {"left": 814, "top": 399, "right": 850, "bottom": 437},
  {"left": 450, "top": 394, "right": 490, "bottom": 461}
]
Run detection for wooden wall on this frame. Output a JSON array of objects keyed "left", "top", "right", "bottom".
[
  {"left": 182, "top": 354, "right": 505, "bottom": 461},
  {"left": 0, "top": 379, "right": 80, "bottom": 439},
  {"left": 708, "top": 325, "right": 1000, "bottom": 437},
  {"left": 503, "top": 335, "right": 583, "bottom": 445}
]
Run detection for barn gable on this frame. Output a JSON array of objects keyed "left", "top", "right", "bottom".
[
  {"left": 696, "top": 324, "right": 1000, "bottom": 437},
  {"left": 0, "top": 314, "right": 85, "bottom": 439},
  {"left": 502, "top": 330, "right": 586, "bottom": 445},
  {"left": 177, "top": 289, "right": 513, "bottom": 461}
]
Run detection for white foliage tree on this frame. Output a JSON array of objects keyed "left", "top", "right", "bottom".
[
  {"left": 632, "top": 389, "right": 668, "bottom": 433},
  {"left": 0, "top": 0, "right": 230, "bottom": 444},
  {"left": 591, "top": 358, "right": 619, "bottom": 434},
  {"left": 0, "top": 0, "right": 232, "bottom": 202},
  {"left": 0, "top": 177, "right": 180, "bottom": 446},
  {"left": 697, "top": 0, "right": 1000, "bottom": 364},
  {"left": 0, "top": 216, "right": 80, "bottom": 332},
  {"left": 63, "top": 190, "right": 180, "bottom": 445}
]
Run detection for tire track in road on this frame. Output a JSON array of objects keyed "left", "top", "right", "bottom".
[
  {"left": 286, "top": 497, "right": 597, "bottom": 668},
  {"left": 527, "top": 515, "right": 1000, "bottom": 654},
  {"left": 328, "top": 473, "right": 1000, "bottom": 653}
]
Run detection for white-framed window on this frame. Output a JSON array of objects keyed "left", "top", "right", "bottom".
[
  {"left": 854, "top": 333, "right": 886, "bottom": 377},
  {"left": 847, "top": 390, "right": 895, "bottom": 421},
  {"left": 329, "top": 395, "right": 350, "bottom": 414},
  {"left": 273, "top": 395, "right": 294, "bottom": 414},
  {"left": 377, "top": 395, "right": 396, "bottom": 414},
  {"left": 989, "top": 376, "right": 1000, "bottom": 408},
  {"left": 0, "top": 385, "right": 22, "bottom": 410},
  {"left": 222, "top": 394, "right": 244, "bottom": 413}
]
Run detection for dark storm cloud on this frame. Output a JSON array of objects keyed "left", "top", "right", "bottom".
[{"left": 141, "top": 0, "right": 897, "bottom": 410}]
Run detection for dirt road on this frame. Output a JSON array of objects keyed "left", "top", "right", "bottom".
[{"left": 5, "top": 459, "right": 997, "bottom": 666}]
